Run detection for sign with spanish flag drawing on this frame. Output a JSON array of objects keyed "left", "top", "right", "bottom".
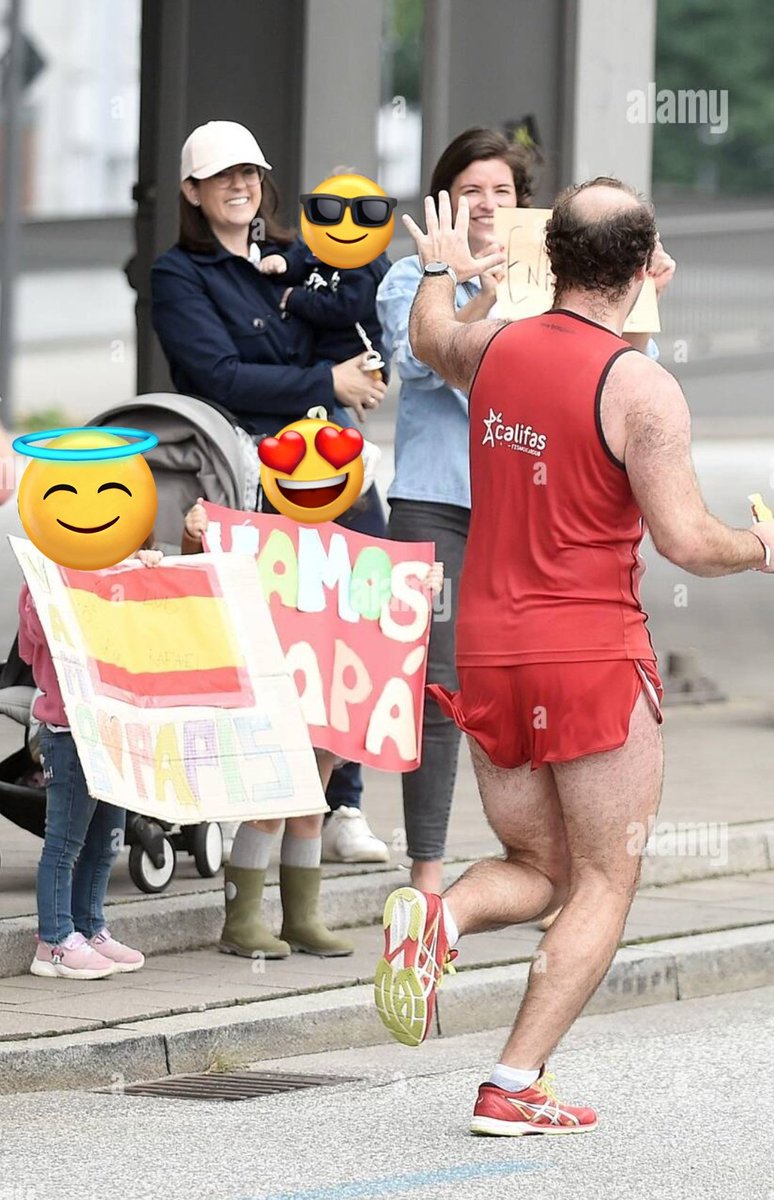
[
  {"left": 10, "top": 537, "right": 327, "bottom": 823},
  {"left": 201, "top": 506, "right": 435, "bottom": 772}
]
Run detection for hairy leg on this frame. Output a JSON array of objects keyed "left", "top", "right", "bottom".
[
  {"left": 443, "top": 737, "right": 571, "bottom": 934},
  {"left": 500, "top": 691, "right": 663, "bottom": 1068}
]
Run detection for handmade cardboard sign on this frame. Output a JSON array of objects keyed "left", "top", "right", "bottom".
[
  {"left": 494, "top": 207, "right": 661, "bottom": 333},
  {"left": 201, "top": 506, "right": 435, "bottom": 772},
  {"left": 11, "top": 537, "right": 327, "bottom": 822}
]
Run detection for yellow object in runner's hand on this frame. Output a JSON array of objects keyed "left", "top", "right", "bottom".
[{"left": 749, "top": 493, "right": 774, "bottom": 522}]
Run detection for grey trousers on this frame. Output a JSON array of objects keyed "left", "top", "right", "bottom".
[{"left": 387, "top": 499, "right": 470, "bottom": 861}]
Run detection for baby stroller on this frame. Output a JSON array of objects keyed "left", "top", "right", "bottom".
[{"left": 0, "top": 393, "right": 259, "bottom": 893}]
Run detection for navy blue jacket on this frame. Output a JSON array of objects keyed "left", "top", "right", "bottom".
[
  {"left": 280, "top": 242, "right": 389, "bottom": 368},
  {"left": 151, "top": 242, "right": 336, "bottom": 439}
]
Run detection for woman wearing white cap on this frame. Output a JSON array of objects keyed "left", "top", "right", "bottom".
[
  {"left": 152, "top": 120, "right": 385, "bottom": 438},
  {"left": 152, "top": 121, "right": 389, "bottom": 960}
]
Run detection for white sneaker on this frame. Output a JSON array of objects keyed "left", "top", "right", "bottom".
[{"left": 321, "top": 807, "right": 390, "bottom": 864}]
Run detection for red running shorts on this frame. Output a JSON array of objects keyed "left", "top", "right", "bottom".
[{"left": 428, "top": 659, "right": 663, "bottom": 771}]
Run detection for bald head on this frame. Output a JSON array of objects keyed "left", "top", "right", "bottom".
[
  {"left": 569, "top": 181, "right": 643, "bottom": 221},
  {"left": 545, "top": 176, "right": 656, "bottom": 306}
]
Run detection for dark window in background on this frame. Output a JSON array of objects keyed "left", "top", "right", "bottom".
[{"left": 653, "top": 0, "right": 774, "bottom": 205}]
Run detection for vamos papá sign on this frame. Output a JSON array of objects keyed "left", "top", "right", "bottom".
[{"left": 203, "top": 505, "right": 435, "bottom": 771}]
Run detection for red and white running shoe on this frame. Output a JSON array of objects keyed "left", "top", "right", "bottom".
[
  {"left": 373, "top": 887, "right": 458, "bottom": 1047},
  {"left": 470, "top": 1069, "right": 598, "bottom": 1136}
]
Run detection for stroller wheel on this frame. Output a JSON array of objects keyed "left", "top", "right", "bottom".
[
  {"left": 129, "top": 836, "right": 176, "bottom": 893},
  {"left": 191, "top": 822, "right": 224, "bottom": 878}
]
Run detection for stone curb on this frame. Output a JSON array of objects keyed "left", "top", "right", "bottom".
[
  {"left": 0, "top": 821, "right": 772, "bottom": 979},
  {"left": 1, "top": 923, "right": 773, "bottom": 1095}
]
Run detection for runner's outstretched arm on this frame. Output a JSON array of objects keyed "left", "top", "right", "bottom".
[{"left": 620, "top": 354, "right": 774, "bottom": 576}]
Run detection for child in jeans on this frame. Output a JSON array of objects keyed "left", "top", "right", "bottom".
[{"left": 21, "top": 548, "right": 162, "bottom": 980}]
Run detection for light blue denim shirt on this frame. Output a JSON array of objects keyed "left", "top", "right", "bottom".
[
  {"left": 377, "top": 254, "right": 659, "bottom": 511},
  {"left": 377, "top": 254, "right": 477, "bottom": 509}
]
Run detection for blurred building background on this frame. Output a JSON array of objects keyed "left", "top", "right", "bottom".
[{"left": 0, "top": 0, "right": 772, "bottom": 429}]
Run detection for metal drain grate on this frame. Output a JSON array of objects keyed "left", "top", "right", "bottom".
[{"left": 109, "top": 1071, "right": 359, "bottom": 1102}]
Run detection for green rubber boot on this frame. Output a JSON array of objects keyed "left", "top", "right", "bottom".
[
  {"left": 279, "top": 865, "right": 354, "bottom": 957},
  {"left": 219, "top": 865, "right": 290, "bottom": 959}
]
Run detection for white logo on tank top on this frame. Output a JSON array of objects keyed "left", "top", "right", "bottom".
[{"left": 481, "top": 407, "right": 547, "bottom": 456}]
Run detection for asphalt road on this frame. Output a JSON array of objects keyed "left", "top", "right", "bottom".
[{"left": 0, "top": 986, "right": 771, "bottom": 1200}]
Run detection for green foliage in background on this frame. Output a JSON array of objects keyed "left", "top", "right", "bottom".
[
  {"left": 15, "top": 408, "right": 69, "bottom": 433},
  {"left": 654, "top": 0, "right": 774, "bottom": 195},
  {"left": 386, "top": 0, "right": 423, "bottom": 104}
]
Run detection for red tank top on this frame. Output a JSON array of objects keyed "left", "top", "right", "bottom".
[{"left": 456, "top": 310, "right": 656, "bottom": 666}]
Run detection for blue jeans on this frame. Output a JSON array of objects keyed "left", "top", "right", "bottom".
[{"left": 37, "top": 730, "right": 126, "bottom": 945}]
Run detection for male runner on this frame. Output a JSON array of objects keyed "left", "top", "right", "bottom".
[{"left": 374, "top": 179, "right": 774, "bottom": 1135}]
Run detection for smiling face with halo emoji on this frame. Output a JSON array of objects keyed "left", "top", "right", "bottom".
[
  {"left": 17, "top": 430, "right": 157, "bottom": 569},
  {"left": 299, "top": 173, "right": 396, "bottom": 270}
]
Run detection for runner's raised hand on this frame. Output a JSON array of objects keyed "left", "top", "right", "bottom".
[{"left": 402, "top": 193, "right": 505, "bottom": 284}]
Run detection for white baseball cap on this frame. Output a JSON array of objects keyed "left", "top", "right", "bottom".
[{"left": 180, "top": 121, "right": 272, "bottom": 181}]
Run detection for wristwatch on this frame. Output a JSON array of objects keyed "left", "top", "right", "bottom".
[{"left": 423, "top": 261, "right": 458, "bottom": 287}]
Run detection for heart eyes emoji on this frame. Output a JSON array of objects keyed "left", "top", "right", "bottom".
[{"left": 258, "top": 416, "right": 365, "bottom": 524}]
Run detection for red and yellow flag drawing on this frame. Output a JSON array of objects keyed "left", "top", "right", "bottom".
[
  {"left": 62, "top": 562, "right": 254, "bottom": 709},
  {"left": 11, "top": 540, "right": 326, "bottom": 823}
]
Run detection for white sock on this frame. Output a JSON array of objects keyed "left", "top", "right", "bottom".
[
  {"left": 489, "top": 1063, "right": 540, "bottom": 1093},
  {"left": 281, "top": 833, "right": 321, "bottom": 869},
  {"left": 230, "top": 824, "right": 276, "bottom": 870},
  {"left": 441, "top": 899, "right": 459, "bottom": 947}
]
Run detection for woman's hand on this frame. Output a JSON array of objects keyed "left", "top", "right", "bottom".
[
  {"left": 454, "top": 242, "right": 506, "bottom": 324},
  {"left": 331, "top": 354, "right": 388, "bottom": 423},
  {"left": 478, "top": 239, "right": 506, "bottom": 297},
  {"left": 184, "top": 498, "right": 208, "bottom": 544},
  {"left": 403, "top": 192, "right": 505, "bottom": 284},
  {"left": 649, "top": 235, "right": 676, "bottom": 298},
  {"left": 136, "top": 550, "right": 163, "bottom": 567},
  {"left": 259, "top": 254, "right": 288, "bottom": 275}
]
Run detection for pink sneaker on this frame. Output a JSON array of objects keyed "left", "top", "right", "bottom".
[
  {"left": 88, "top": 928, "right": 145, "bottom": 973},
  {"left": 31, "top": 932, "right": 116, "bottom": 980}
]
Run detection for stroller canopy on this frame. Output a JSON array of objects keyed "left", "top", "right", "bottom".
[{"left": 88, "top": 394, "right": 256, "bottom": 553}]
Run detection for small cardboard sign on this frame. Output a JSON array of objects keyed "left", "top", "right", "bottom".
[{"left": 494, "top": 207, "right": 660, "bottom": 333}]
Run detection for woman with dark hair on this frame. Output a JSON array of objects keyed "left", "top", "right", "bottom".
[{"left": 376, "top": 127, "right": 537, "bottom": 895}]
